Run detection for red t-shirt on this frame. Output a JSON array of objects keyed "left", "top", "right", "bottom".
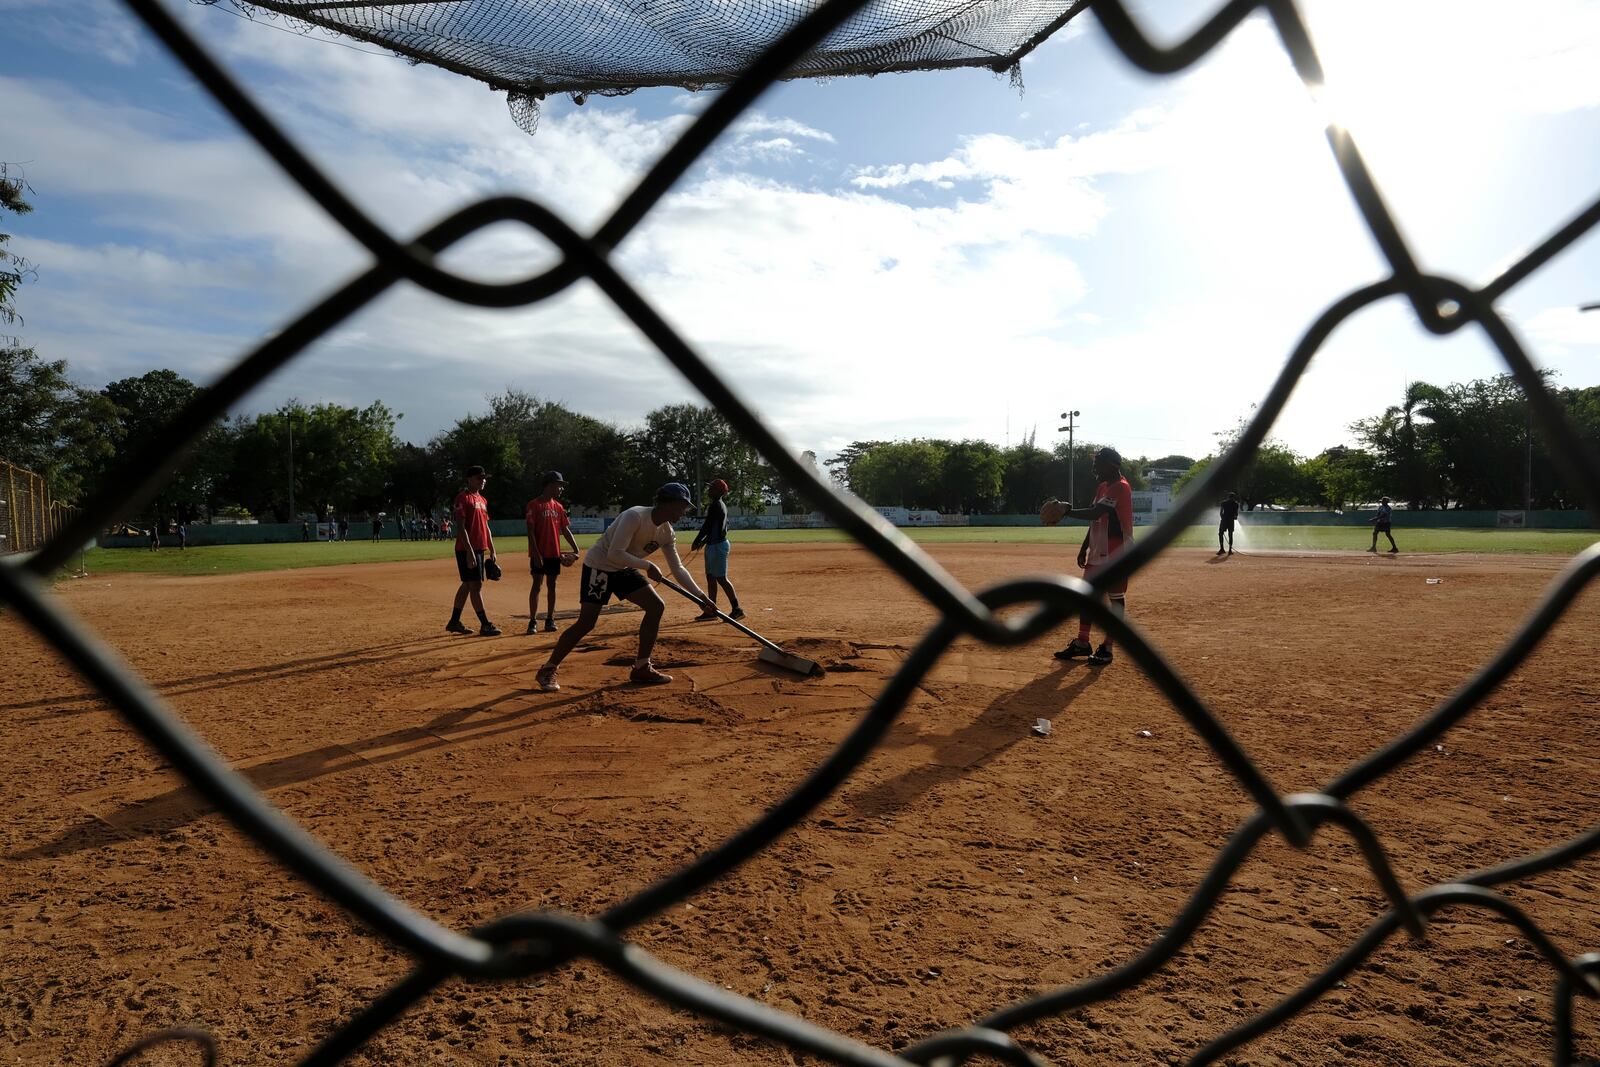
[
  {"left": 1085, "top": 477, "right": 1134, "bottom": 566},
  {"left": 453, "top": 490, "right": 491, "bottom": 551},
  {"left": 524, "top": 497, "right": 569, "bottom": 558}
]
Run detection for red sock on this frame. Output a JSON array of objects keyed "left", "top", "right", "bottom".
[{"left": 1077, "top": 622, "right": 1091, "bottom": 642}]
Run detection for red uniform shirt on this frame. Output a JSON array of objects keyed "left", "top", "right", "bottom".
[
  {"left": 1085, "top": 476, "right": 1134, "bottom": 566},
  {"left": 453, "top": 490, "right": 491, "bottom": 551},
  {"left": 525, "top": 497, "right": 569, "bottom": 558}
]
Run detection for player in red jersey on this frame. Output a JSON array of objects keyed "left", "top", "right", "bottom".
[
  {"left": 446, "top": 465, "right": 501, "bottom": 636},
  {"left": 525, "top": 470, "right": 581, "bottom": 634},
  {"left": 1043, "top": 447, "right": 1134, "bottom": 666}
]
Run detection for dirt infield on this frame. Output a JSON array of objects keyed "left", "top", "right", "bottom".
[{"left": 4, "top": 543, "right": 1597, "bottom": 1065}]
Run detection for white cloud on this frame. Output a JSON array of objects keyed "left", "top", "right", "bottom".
[
  {"left": 8, "top": 0, "right": 1600, "bottom": 466},
  {"left": 731, "top": 113, "right": 836, "bottom": 144},
  {"left": 1523, "top": 305, "right": 1600, "bottom": 350},
  {"left": 3, "top": 0, "right": 146, "bottom": 65},
  {"left": 7, "top": 4, "right": 1116, "bottom": 451}
]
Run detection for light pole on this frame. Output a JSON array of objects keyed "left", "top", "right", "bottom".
[
  {"left": 1526, "top": 401, "right": 1534, "bottom": 513},
  {"left": 1059, "top": 410, "right": 1080, "bottom": 507},
  {"left": 286, "top": 414, "right": 297, "bottom": 523}
]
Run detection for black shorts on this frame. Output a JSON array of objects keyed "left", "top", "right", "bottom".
[
  {"left": 579, "top": 565, "right": 648, "bottom": 606},
  {"left": 1219, "top": 519, "right": 1235, "bottom": 532},
  {"left": 531, "top": 556, "right": 561, "bottom": 578},
  {"left": 455, "top": 549, "right": 486, "bottom": 583},
  {"left": 1375, "top": 521, "right": 1392, "bottom": 533}
]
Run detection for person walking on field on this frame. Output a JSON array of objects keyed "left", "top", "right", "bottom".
[
  {"left": 1218, "top": 491, "right": 1239, "bottom": 555},
  {"left": 1369, "top": 496, "right": 1399, "bottom": 554},
  {"left": 525, "top": 471, "right": 581, "bottom": 634},
  {"left": 535, "top": 482, "right": 712, "bottom": 691},
  {"left": 446, "top": 466, "right": 502, "bottom": 636},
  {"left": 1040, "top": 446, "right": 1135, "bottom": 667},
  {"left": 691, "top": 478, "right": 744, "bottom": 620}
]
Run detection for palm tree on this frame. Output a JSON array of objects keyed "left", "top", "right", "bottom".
[{"left": 1396, "top": 381, "right": 1448, "bottom": 508}]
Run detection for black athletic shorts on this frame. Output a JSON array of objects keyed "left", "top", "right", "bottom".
[
  {"left": 579, "top": 564, "right": 648, "bottom": 606},
  {"left": 531, "top": 556, "right": 561, "bottom": 578},
  {"left": 1219, "top": 518, "right": 1235, "bottom": 532},
  {"left": 1375, "top": 521, "right": 1392, "bottom": 533},
  {"left": 455, "top": 549, "right": 486, "bottom": 583}
]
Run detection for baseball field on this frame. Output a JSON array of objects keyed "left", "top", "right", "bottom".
[{"left": 4, "top": 533, "right": 1598, "bottom": 1064}]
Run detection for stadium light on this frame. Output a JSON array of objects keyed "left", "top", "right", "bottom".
[{"left": 1059, "top": 410, "right": 1080, "bottom": 506}]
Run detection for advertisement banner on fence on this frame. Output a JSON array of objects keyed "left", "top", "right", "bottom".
[{"left": 1496, "top": 510, "right": 1527, "bottom": 529}]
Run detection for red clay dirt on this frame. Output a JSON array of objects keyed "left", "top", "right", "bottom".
[{"left": 3, "top": 543, "right": 1598, "bottom": 1066}]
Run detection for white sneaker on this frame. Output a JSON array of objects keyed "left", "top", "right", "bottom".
[{"left": 535, "top": 666, "right": 560, "bottom": 692}]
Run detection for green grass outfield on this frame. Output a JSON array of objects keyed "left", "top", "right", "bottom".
[{"left": 60, "top": 525, "right": 1600, "bottom": 578}]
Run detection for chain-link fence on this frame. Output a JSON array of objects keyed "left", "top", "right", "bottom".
[
  {"left": 5, "top": 0, "right": 1600, "bottom": 1064},
  {"left": 0, "top": 458, "right": 76, "bottom": 557}
]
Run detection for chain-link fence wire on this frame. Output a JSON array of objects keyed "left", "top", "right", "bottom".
[
  {"left": 0, "top": 458, "right": 75, "bottom": 557},
  {"left": 3, "top": 0, "right": 1600, "bottom": 1063}
]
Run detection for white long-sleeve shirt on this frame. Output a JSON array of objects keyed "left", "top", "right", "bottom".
[{"left": 586, "top": 505, "right": 706, "bottom": 599}]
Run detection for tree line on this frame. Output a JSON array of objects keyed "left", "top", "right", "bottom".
[
  {"left": 8, "top": 339, "right": 1597, "bottom": 525},
  {"left": 6, "top": 170, "right": 1598, "bottom": 524},
  {"left": 1176, "top": 373, "right": 1600, "bottom": 511},
  {"left": 825, "top": 436, "right": 1188, "bottom": 513},
  {"left": 0, "top": 347, "right": 818, "bottom": 523}
]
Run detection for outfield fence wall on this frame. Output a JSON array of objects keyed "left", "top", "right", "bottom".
[
  {"left": 1223, "top": 508, "right": 1597, "bottom": 528},
  {"left": 93, "top": 507, "right": 1599, "bottom": 547}
]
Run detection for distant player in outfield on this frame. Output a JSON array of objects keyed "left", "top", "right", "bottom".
[
  {"left": 691, "top": 478, "right": 744, "bottom": 620},
  {"left": 1218, "top": 491, "right": 1239, "bottom": 555},
  {"left": 535, "top": 482, "right": 712, "bottom": 691},
  {"left": 446, "top": 465, "right": 502, "bottom": 636},
  {"left": 370, "top": 515, "right": 382, "bottom": 542},
  {"left": 526, "top": 470, "right": 581, "bottom": 634},
  {"left": 1042, "top": 447, "right": 1134, "bottom": 667},
  {"left": 1369, "top": 496, "right": 1398, "bottom": 553}
]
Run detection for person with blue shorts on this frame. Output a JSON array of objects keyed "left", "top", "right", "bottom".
[{"left": 691, "top": 478, "right": 744, "bottom": 620}]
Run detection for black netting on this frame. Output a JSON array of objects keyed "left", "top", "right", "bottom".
[{"left": 200, "top": 0, "right": 1090, "bottom": 98}]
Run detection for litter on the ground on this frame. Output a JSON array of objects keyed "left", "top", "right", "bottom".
[
  {"left": 1032, "top": 718, "right": 1051, "bottom": 737},
  {"left": 1426, "top": 577, "right": 1443, "bottom": 584},
  {"left": 1137, "top": 729, "right": 1154, "bottom": 739}
]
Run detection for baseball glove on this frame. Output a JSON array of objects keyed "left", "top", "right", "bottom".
[
  {"left": 1039, "top": 498, "right": 1067, "bottom": 526},
  {"left": 560, "top": 550, "right": 579, "bottom": 567},
  {"left": 483, "top": 557, "right": 503, "bottom": 581}
]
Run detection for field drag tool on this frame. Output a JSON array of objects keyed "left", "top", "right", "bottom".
[{"left": 657, "top": 577, "right": 821, "bottom": 677}]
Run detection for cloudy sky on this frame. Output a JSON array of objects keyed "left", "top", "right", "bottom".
[{"left": 5, "top": 0, "right": 1600, "bottom": 464}]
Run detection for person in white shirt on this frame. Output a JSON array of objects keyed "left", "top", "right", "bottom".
[{"left": 535, "top": 482, "right": 711, "bottom": 690}]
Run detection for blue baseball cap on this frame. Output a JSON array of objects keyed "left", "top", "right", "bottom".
[{"left": 656, "top": 482, "right": 693, "bottom": 505}]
